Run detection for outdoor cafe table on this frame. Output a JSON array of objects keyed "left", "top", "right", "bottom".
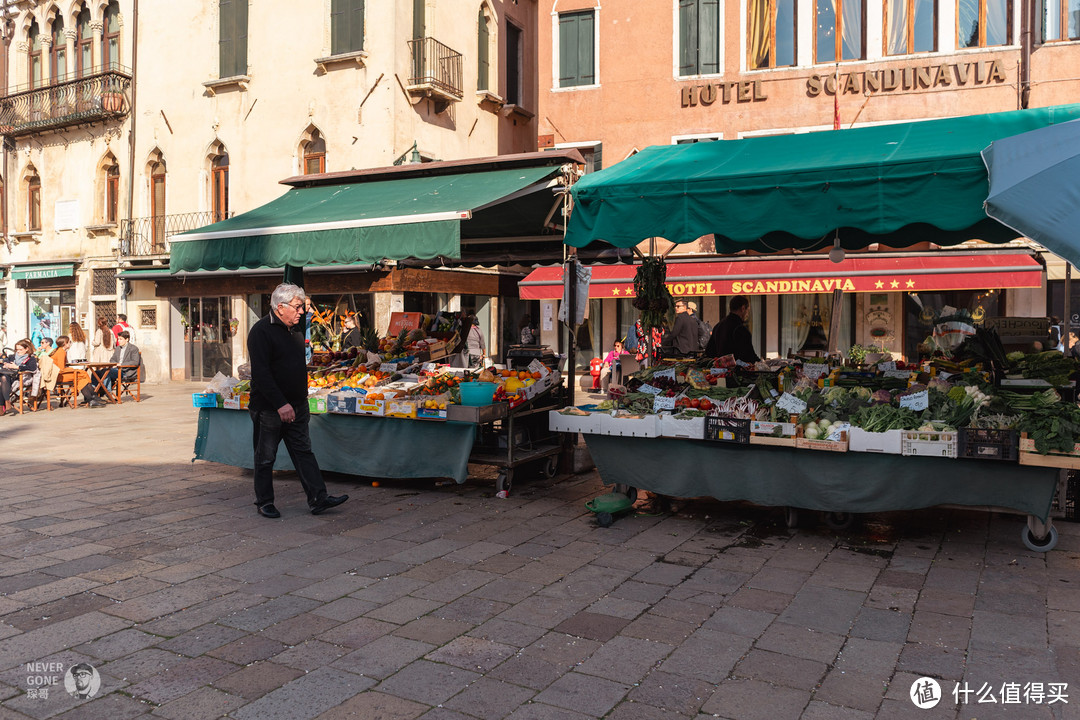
[
  {"left": 193, "top": 407, "right": 476, "bottom": 483},
  {"left": 70, "top": 362, "right": 118, "bottom": 403},
  {"left": 583, "top": 434, "right": 1060, "bottom": 547}
]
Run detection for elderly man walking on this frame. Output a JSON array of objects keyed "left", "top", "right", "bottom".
[{"left": 247, "top": 283, "right": 348, "bottom": 519}]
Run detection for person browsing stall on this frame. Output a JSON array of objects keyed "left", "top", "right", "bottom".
[
  {"left": 663, "top": 299, "right": 700, "bottom": 355},
  {"left": 247, "top": 283, "right": 349, "bottom": 519},
  {"left": 705, "top": 295, "right": 760, "bottom": 362}
]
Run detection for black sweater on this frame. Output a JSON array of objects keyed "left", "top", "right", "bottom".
[
  {"left": 248, "top": 312, "right": 307, "bottom": 412},
  {"left": 705, "top": 312, "right": 760, "bottom": 362}
]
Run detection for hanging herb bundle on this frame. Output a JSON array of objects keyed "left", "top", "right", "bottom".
[{"left": 632, "top": 257, "right": 674, "bottom": 333}]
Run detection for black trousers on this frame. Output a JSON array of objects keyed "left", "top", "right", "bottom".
[{"left": 249, "top": 403, "right": 329, "bottom": 508}]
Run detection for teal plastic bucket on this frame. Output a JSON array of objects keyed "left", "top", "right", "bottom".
[{"left": 459, "top": 381, "right": 497, "bottom": 406}]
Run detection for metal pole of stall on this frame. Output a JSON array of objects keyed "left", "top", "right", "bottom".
[
  {"left": 567, "top": 253, "right": 577, "bottom": 407},
  {"left": 1065, "top": 263, "right": 1072, "bottom": 356}
]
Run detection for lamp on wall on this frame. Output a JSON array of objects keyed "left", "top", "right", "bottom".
[{"left": 829, "top": 231, "right": 845, "bottom": 264}]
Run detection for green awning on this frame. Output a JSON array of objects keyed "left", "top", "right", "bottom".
[
  {"left": 11, "top": 263, "right": 75, "bottom": 280},
  {"left": 565, "top": 104, "right": 1080, "bottom": 252},
  {"left": 171, "top": 165, "right": 560, "bottom": 273}
]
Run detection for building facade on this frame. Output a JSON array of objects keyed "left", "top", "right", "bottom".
[
  {"left": 1, "top": 0, "right": 541, "bottom": 381},
  {"left": 536, "top": 0, "right": 1076, "bottom": 374}
]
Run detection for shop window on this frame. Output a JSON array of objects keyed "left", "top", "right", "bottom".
[
  {"left": 303, "top": 130, "right": 326, "bottom": 174},
  {"left": 748, "top": 0, "right": 797, "bottom": 68},
  {"left": 779, "top": 294, "right": 852, "bottom": 356},
  {"left": 77, "top": 7, "right": 93, "bottom": 76},
  {"left": 1041, "top": 0, "right": 1080, "bottom": 40},
  {"left": 331, "top": 0, "right": 365, "bottom": 55},
  {"left": 905, "top": 290, "right": 999, "bottom": 359},
  {"left": 679, "top": 0, "right": 721, "bottom": 76},
  {"left": 958, "top": 0, "right": 1012, "bottom": 47},
  {"left": 104, "top": 1, "right": 121, "bottom": 70},
  {"left": 27, "top": 172, "right": 41, "bottom": 231},
  {"left": 50, "top": 15, "right": 67, "bottom": 81},
  {"left": 816, "top": 0, "right": 866, "bottom": 62},
  {"left": 886, "top": 0, "right": 938, "bottom": 53},
  {"left": 558, "top": 10, "right": 595, "bottom": 88},
  {"left": 219, "top": 0, "right": 249, "bottom": 78}
]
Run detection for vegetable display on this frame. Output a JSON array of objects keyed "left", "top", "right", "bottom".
[{"left": 632, "top": 257, "right": 675, "bottom": 334}]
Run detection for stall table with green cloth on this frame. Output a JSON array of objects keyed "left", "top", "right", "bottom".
[
  {"left": 583, "top": 435, "right": 1061, "bottom": 549},
  {"left": 194, "top": 408, "right": 476, "bottom": 483}
]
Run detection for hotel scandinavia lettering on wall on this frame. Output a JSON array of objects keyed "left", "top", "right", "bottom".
[{"left": 679, "top": 59, "right": 1007, "bottom": 106}]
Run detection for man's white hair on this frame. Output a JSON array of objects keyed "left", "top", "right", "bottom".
[{"left": 271, "top": 283, "right": 305, "bottom": 309}]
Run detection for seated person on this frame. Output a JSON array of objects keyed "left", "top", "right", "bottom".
[
  {"left": 37, "top": 337, "right": 54, "bottom": 357},
  {"left": 0, "top": 339, "right": 39, "bottom": 416},
  {"left": 93, "top": 331, "right": 141, "bottom": 398},
  {"left": 600, "top": 339, "right": 629, "bottom": 392},
  {"left": 51, "top": 336, "right": 100, "bottom": 407}
]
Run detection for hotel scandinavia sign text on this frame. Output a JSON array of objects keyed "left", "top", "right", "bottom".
[
  {"left": 679, "top": 59, "right": 1008, "bottom": 106},
  {"left": 601, "top": 277, "right": 915, "bottom": 297}
]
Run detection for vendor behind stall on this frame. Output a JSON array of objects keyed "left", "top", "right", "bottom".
[{"left": 705, "top": 295, "right": 760, "bottom": 362}]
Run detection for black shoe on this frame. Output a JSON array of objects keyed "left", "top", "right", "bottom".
[
  {"left": 311, "top": 495, "right": 348, "bottom": 515},
  {"left": 257, "top": 503, "right": 281, "bottom": 519},
  {"left": 88, "top": 399, "right": 107, "bottom": 408}
]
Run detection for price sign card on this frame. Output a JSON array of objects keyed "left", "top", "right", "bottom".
[
  {"left": 638, "top": 383, "right": 662, "bottom": 395},
  {"left": 652, "top": 368, "right": 677, "bottom": 381},
  {"left": 802, "top": 363, "right": 828, "bottom": 380},
  {"left": 884, "top": 369, "right": 911, "bottom": 379},
  {"left": 878, "top": 361, "right": 897, "bottom": 371},
  {"left": 938, "top": 371, "right": 954, "bottom": 380},
  {"left": 826, "top": 422, "right": 851, "bottom": 442},
  {"left": 653, "top": 395, "right": 677, "bottom": 412},
  {"left": 898, "top": 390, "right": 929, "bottom": 411},
  {"left": 421, "top": 362, "right": 438, "bottom": 373},
  {"left": 528, "top": 359, "right": 549, "bottom": 376},
  {"left": 379, "top": 362, "right": 399, "bottom": 372},
  {"left": 776, "top": 392, "right": 808, "bottom": 415}
]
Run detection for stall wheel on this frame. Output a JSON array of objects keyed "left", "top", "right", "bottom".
[
  {"left": 822, "top": 511, "right": 855, "bottom": 531},
  {"left": 784, "top": 507, "right": 799, "bottom": 529},
  {"left": 541, "top": 455, "right": 559, "bottom": 479},
  {"left": 596, "top": 511, "right": 614, "bottom": 528},
  {"left": 1021, "top": 525, "right": 1058, "bottom": 552},
  {"left": 496, "top": 470, "right": 513, "bottom": 496}
]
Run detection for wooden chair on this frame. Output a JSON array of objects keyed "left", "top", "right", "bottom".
[
  {"left": 117, "top": 352, "right": 142, "bottom": 403},
  {"left": 53, "top": 377, "right": 79, "bottom": 409},
  {"left": 15, "top": 370, "right": 50, "bottom": 414},
  {"left": 616, "top": 355, "right": 640, "bottom": 386}
]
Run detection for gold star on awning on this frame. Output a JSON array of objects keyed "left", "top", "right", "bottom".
[
  {"left": 874, "top": 280, "right": 884, "bottom": 289},
  {"left": 905, "top": 279, "right": 915, "bottom": 288},
  {"left": 612, "top": 287, "right": 621, "bottom": 296},
  {"left": 890, "top": 280, "right": 900, "bottom": 289}
]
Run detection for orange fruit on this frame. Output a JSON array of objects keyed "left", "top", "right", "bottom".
[
  {"left": 500, "top": 369, "right": 512, "bottom": 377},
  {"left": 518, "top": 371, "right": 528, "bottom": 380},
  {"left": 531, "top": 371, "right": 542, "bottom": 379}
]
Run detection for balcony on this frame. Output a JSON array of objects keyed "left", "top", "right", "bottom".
[
  {"left": 120, "top": 211, "right": 232, "bottom": 258},
  {"left": 406, "top": 37, "right": 463, "bottom": 111},
  {"left": 0, "top": 67, "right": 132, "bottom": 137}
]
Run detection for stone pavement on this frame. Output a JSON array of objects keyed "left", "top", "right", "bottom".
[{"left": 0, "top": 382, "right": 1077, "bottom": 720}]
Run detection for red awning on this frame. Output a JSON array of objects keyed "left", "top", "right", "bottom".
[{"left": 518, "top": 252, "right": 1043, "bottom": 300}]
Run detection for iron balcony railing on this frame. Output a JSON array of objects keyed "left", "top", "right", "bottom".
[
  {"left": 0, "top": 67, "right": 132, "bottom": 137},
  {"left": 407, "top": 37, "right": 463, "bottom": 102},
  {"left": 120, "top": 211, "right": 232, "bottom": 257}
]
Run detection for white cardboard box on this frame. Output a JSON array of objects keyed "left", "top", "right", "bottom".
[
  {"left": 849, "top": 428, "right": 904, "bottom": 454},
  {"left": 660, "top": 414, "right": 705, "bottom": 439},
  {"left": 749, "top": 420, "right": 797, "bottom": 437},
  {"left": 601, "top": 413, "right": 660, "bottom": 438},
  {"left": 548, "top": 409, "right": 605, "bottom": 435}
]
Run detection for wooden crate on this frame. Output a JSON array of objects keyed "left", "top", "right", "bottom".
[
  {"left": 749, "top": 434, "right": 797, "bottom": 447},
  {"left": 795, "top": 427, "right": 849, "bottom": 452},
  {"left": 1018, "top": 433, "right": 1080, "bottom": 468}
]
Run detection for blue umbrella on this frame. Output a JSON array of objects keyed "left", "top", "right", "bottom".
[{"left": 982, "top": 118, "right": 1080, "bottom": 267}]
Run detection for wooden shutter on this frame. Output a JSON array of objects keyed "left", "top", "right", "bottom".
[
  {"left": 578, "top": 12, "right": 595, "bottom": 85},
  {"left": 679, "top": 0, "right": 698, "bottom": 74},
  {"left": 351, "top": 0, "right": 365, "bottom": 52},
  {"left": 219, "top": 0, "right": 234, "bottom": 76},
  {"left": 477, "top": 11, "right": 489, "bottom": 91},
  {"left": 699, "top": 0, "right": 720, "bottom": 73},
  {"left": 558, "top": 14, "right": 579, "bottom": 86},
  {"left": 235, "top": 0, "right": 248, "bottom": 75},
  {"left": 413, "top": 0, "right": 425, "bottom": 39},
  {"left": 331, "top": 0, "right": 348, "bottom": 55}
]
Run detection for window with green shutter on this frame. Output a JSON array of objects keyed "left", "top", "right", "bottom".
[
  {"left": 558, "top": 10, "right": 595, "bottom": 88},
  {"left": 219, "top": 0, "right": 248, "bottom": 78},
  {"left": 331, "top": 0, "right": 365, "bottom": 55},
  {"left": 679, "top": 0, "right": 720, "bottom": 76}
]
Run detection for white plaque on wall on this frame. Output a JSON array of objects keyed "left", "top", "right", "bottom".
[{"left": 54, "top": 200, "right": 80, "bottom": 231}]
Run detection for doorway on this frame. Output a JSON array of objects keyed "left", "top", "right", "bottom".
[{"left": 180, "top": 296, "right": 233, "bottom": 380}]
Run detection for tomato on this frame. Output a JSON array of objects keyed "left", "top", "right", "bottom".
[
  {"left": 689, "top": 398, "right": 700, "bottom": 409},
  {"left": 698, "top": 398, "right": 712, "bottom": 411}
]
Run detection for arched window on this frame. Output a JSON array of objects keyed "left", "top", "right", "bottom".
[
  {"left": 150, "top": 158, "right": 166, "bottom": 247},
  {"left": 477, "top": 7, "right": 490, "bottom": 91},
  {"left": 104, "top": 1, "right": 120, "bottom": 69},
  {"left": 211, "top": 152, "right": 229, "bottom": 221},
  {"left": 303, "top": 131, "right": 326, "bottom": 174},
  {"left": 27, "top": 170, "right": 41, "bottom": 231},
  {"left": 77, "top": 7, "right": 93, "bottom": 76},
  {"left": 105, "top": 162, "right": 120, "bottom": 224},
  {"left": 28, "top": 22, "right": 43, "bottom": 88},
  {"left": 50, "top": 16, "right": 67, "bottom": 81}
]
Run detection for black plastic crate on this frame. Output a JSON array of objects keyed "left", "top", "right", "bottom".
[
  {"left": 1065, "top": 471, "right": 1079, "bottom": 522},
  {"left": 958, "top": 428, "right": 1018, "bottom": 462},
  {"left": 704, "top": 416, "right": 751, "bottom": 444}
]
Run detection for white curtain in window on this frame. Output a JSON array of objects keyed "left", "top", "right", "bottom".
[
  {"left": 986, "top": 0, "right": 1009, "bottom": 44},
  {"left": 1068, "top": 0, "right": 1079, "bottom": 36},
  {"left": 886, "top": 0, "right": 909, "bottom": 53},
  {"left": 840, "top": 0, "right": 863, "bottom": 58},
  {"left": 780, "top": 295, "right": 814, "bottom": 356}
]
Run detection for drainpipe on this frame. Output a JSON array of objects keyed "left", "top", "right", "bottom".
[
  {"left": 1019, "top": 0, "right": 1032, "bottom": 108},
  {"left": 122, "top": 0, "right": 139, "bottom": 313}
]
